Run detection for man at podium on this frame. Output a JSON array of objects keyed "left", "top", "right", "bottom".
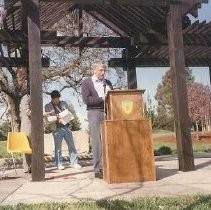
[{"left": 81, "top": 63, "right": 113, "bottom": 179}]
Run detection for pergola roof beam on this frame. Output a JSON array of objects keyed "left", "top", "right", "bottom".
[
  {"left": 0, "top": 57, "right": 50, "bottom": 67},
  {"left": 1, "top": 29, "right": 211, "bottom": 48},
  {"left": 41, "top": 0, "right": 179, "bottom": 7},
  {"left": 108, "top": 57, "right": 211, "bottom": 67}
]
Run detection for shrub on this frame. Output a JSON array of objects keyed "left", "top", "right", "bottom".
[
  {"left": 156, "top": 146, "right": 172, "bottom": 156},
  {"left": 0, "top": 121, "right": 11, "bottom": 141}
]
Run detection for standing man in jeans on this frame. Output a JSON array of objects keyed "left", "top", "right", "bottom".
[
  {"left": 81, "top": 63, "right": 113, "bottom": 178},
  {"left": 45, "top": 90, "right": 81, "bottom": 170}
]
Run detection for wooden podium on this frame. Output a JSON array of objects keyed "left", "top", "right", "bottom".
[{"left": 101, "top": 90, "right": 156, "bottom": 183}]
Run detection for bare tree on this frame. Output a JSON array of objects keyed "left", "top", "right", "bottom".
[
  {"left": 43, "top": 12, "right": 124, "bottom": 95},
  {"left": 0, "top": 57, "right": 28, "bottom": 130},
  {"left": 0, "top": 11, "right": 125, "bottom": 130},
  {"left": 0, "top": 92, "right": 8, "bottom": 119}
]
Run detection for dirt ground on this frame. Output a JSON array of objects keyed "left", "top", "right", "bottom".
[{"left": 154, "top": 132, "right": 211, "bottom": 144}]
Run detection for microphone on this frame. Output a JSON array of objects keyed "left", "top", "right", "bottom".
[
  {"left": 103, "top": 79, "right": 107, "bottom": 117},
  {"left": 103, "top": 79, "right": 106, "bottom": 94}
]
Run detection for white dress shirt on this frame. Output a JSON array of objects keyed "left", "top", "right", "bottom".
[{"left": 92, "top": 75, "right": 111, "bottom": 98}]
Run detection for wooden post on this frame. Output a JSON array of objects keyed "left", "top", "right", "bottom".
[
  {"left": 167, "top": 3, "right": 194, "bottom": 171},
  {"left": 27, "top": 0, "right": 45, "bottom": 181},
  {"left": 124, "top": 48, "right": 137, "bottom": 89},
  {"left": 78, "top": 6, "right": 83, "bottom": 56},
  {"left": 127, "top": 68, "right": 137, "bottom": 89},
  {"left": 21, "top": 0, "right": 30, "bottom": 91},
  {"left": 78, "top": 6, "right": 83, "bottom": 38}
]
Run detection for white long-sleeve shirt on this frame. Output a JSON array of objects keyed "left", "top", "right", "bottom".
[{"left": 92, "top": 75, "right": 111, "bottom": 98}]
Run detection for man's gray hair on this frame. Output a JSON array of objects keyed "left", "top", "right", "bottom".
[{"left": 92, "top": 62, "right": 107, "bottom": 71}]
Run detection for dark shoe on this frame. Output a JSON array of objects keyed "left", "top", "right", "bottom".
[
  {"left": 24, "top": 168, "right": 31, "bottom": 174},
  {"left": 24, "top": 167, "right": 32, "bottom": 174},
  {"left": 95, "top": 171, "right": 103, "bottom": 179}
]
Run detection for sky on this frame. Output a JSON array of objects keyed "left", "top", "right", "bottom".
[{"left": 0, "top": 2, "right": 211, "bottom": 130}]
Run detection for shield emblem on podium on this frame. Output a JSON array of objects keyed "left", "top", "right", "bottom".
[{"left": 121, "top": 99, "right": 134, "bottom": 115}]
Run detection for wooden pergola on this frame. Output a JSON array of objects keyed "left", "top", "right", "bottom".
[{"left": 1, "top": 0, "right": 210, "bottom": 181}]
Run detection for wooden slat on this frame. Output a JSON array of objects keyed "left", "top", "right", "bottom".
[
  {"left": 85, "top": 6, "right": 129, "bottom": 36},
  {"left": 0, "top": 57, "right": 50, "bottom": 67},
  {"left": 108, "top": 57, "right": 211, "bottom": 67},
  {"left": 114, "top": 5, "right": 146, "bottom": 33},
  {"left": 44, "top": 36, "right": 131, "bottom": 48},
  {"left": 41, "top": 0, "right": 177, "bottom": 7},
  {"left": 86, "top": 7, "right": 129, "bottom": 36},
  {"left": 0, "top": 30, "right": 132, "bottom": 47},
  {"left": 93, "top": 5, "right": 136, "bottom": 35},
  {"left": 126, "top": 6, "right": 151, "bottom": 27}
]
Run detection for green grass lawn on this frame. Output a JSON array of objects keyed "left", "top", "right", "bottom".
[
  {"left": 153, "top": 129, "right": 211, "bottom": 154},
  {"left": 1, "top": 196, "right": 211, "bottom": 210},
  {"left": 152, "top": 129, "right": 175, "bottom": 138},
  {"left": 0, "top": 140, "right": 211, "bottom": 159},
  {"left": 0, "top": 141, "right": 21, "bottom": 158},
  {"left": 0, "top": 141, "right": 8, "bottom": 158},
  {"left": 154, "top": 141, "right": 211, "bottom": 154}
]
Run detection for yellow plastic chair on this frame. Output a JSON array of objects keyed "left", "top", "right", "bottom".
[{"left": 7, "top": 132, "right": 32, "bottom": 174}]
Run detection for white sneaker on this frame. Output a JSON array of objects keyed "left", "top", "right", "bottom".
[
  {"left": 71, "top": 163, "right": 82, "bottom": 169},
  {"left": 57, "top": 165, "right": 65, "bottom": 170}
]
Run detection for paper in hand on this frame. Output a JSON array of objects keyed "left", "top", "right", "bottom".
[
  {"left": 47, "top": 116, "right": 57, "bottom": 122},
  {"left": 59, "top": 109, "right": 74, "bottom": 125}
]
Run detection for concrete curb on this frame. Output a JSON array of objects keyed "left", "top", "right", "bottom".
[{"left": 155, "top": 152, "right": 211, "bottom": 161}]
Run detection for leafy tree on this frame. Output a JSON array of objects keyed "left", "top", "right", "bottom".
[
  {"left": 68, "top": 104, "right": 81, "bottom": 131},
  {"left": 0, "top": 92, "right": 9, "bottom": 119},
  {"left": 144, "top": 94, "right": 159, "bottom": 129},
  {"left": 155, "top": 68, "right": 195, "bottom": 131},
  {"left": 188, "top": 83, "right": 211, "bottom": 125},
  {"left": 0, "top": 120, "right": 11, "bottom": 141}
]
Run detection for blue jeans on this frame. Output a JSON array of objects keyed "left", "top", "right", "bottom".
[{"left": 53, "top": 126, "right": 78, "bottom": 167}]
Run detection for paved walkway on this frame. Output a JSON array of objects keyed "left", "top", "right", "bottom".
[{"left": 1, "top": 157, "right": 211, "bottom": 205}]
